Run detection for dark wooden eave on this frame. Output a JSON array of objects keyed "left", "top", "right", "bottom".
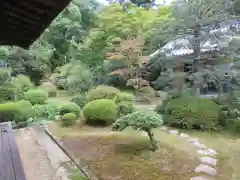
[{"left": 0, "top": 0, "right": 72, "bottom": 49}]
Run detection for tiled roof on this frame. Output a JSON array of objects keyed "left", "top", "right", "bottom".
[
  {"left": 0, "top": 0, "right": 71, "bottom": 48},
  {"left": 149, "top": 20, "right": 240, "bottom": 59}
]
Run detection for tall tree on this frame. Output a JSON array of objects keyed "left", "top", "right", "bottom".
[{"left": 150, "top": 0, "right": 238, "bottom": 94}]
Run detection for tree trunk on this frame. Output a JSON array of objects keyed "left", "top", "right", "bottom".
[
  {"left": 146, "top": 128, "right": 157, "bottom": 151},
  {"left": 192, "top": 24, "right": 201, "bottom": 73}
]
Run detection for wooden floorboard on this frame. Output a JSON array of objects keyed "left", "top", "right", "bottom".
[
  {"left": 9, "top": 130, "right": 27, "bottom": 180},
  {"left": 2, "top": 125, "right": 16, "bottom": 180},
  {"left": 0, "top": 126, "right": 5, "bottom": 178},
  {"left": 0, "top": 122, "right": 27, "bottom": 180}
]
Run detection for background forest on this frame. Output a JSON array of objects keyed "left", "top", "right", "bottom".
[
  {"left": 0, "top": 0, "right": 240, "bottom": 130},
  {"left": 1, "top": 1, "right": 240, "bottom": 179}
]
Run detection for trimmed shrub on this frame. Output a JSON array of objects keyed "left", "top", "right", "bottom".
[
  {"left": 61, "top": 113, "right": 77, "bottom": 127},
  {"left": 117, "top": 101, "right": 135, "bottom": 117},
  {"left": 164, "top": 96, "right": 220, "bottom": 131},
  {"left": 0, "top": 101, "right": 32, "bottom": 123},
  {"left": 23, "top": 89, "right": 48, "bottom": 105},
  {"left": 0, "top": 103, "right": 19, "bottom": 122},
  {"left": 87, "top": 85, "right": 120, "bottom": 102},
  {"left": 31, "top": 104, "right": 58, "bottom": 121},
  {"left": 114, "top": 92, "right": 133, "bottom": 103},
  {"left": 70, "top": 95, "right": 87, "bottom": 109},
  {"left": 112, "top": 111, "right": 163, "bottom": 151},
  {"left": 15, "top": 100, "right": 32, "bottom": 123},
  {"left": 39, "top": 82, "right": 57, "bottom": 97},
  {"left": 59, "top": 102, "right": 81, "bottom": 117},
  {"left": 83, "top": 99, "right": 117, "bottom": 126}
]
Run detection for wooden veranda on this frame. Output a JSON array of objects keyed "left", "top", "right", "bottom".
[{"left": 0, "top": 122, "right": 26, "bottom": 180}]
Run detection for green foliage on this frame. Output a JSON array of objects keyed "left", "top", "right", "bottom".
[
  {"left": 52, "top": 63, "right": 94, "bottom": 93},
  {"left": 117, "top": 100, "right": 135, "bottom": 117},
  {"left": 83, "top": 99, "right": 117, "bottom": 125},
  {"left": 0, "top": 85, "right": 17, "bottom": 103},
  {"left": 61, "top": 113, "right": 77, "bottom": 127},
  {"left": 15, "top": 100, "right": 32, "bottom": 123},
  {"left": 31, "top": 104, "right": 58, "bottom": 121},
  {"left": 65, "top": 63, "right": 94, "bottom": 94},
  {"left": 39, "top": 82, "right": 57, "bottom": 97},
  {"left": 12, "top": 75, "right": 34, "bottom": 99},
  {"left": 164, "top": 96, "right": 221, "bottom": 131},
  {"left": 113, "top": 111, "right": 163, "bottom": 131},
  {"left": 0, "top": 101, "right": 32, "bottom": 123},
  {"left": 59, "top": 102, "right": 81, "bottom": 117},
  {"left": 0, "top": 103, "right": 19, "bottom": 122},
  {"left": 23, "top": 89, "right": 48, "bottom": 105},
  {"left": 114, "top": 92, "right": 133, "bottom": 103},
  {"left": 70, "top": 95, "right": 87, "bottom": 108},
  {"left": 12, "top": 75, "right": 34, "bottom": 92},
  {"left": 87, "top": 85, "right": 120, "bottom": 102},
  {"left": 112, "top": 111, "right": 163, "bottom": 151},
  {"left": 0, "top": 68, "right": 12, "bottom": 85}
]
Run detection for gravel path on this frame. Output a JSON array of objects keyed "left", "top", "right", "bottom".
[{"left": 15, "top": 127, "right": 68, "bottom": 180}]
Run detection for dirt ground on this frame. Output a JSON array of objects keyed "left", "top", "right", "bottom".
[{"left": 49, "top": 123, "right": 199, "bottom": 180}]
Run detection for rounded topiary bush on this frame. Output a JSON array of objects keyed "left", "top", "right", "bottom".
[
  {"left": 23, "top": 89, "right": 48, "bottom": 105},
  {"left": 40, "top": 82, "right": 57, "bottom": 97},
  {"left": 87, "top": 85, "right": 120, "bottom": 102},
  {"left": 70, "top": 95, "right": 87, "bottom": 109},
  {"left": 15, "top": 100, "right": 32, "bottom": 123},
  {"left": 117, "top": 101, "right": 135, "bottom": 117},
  {"left": 164, "top": 96, "right": 220, "bottom": 131},
  {"left": 59, "top": 102, "right": 81, "bottom": 117},
  {"left": 83, "top": 99, "right": 117, "bottom": 126},
  {"left": 61, "top": 113, "right": 77, "bottom": 127},
  {"left": 114, "top": 92, "right": 133, "bottom": 103}
]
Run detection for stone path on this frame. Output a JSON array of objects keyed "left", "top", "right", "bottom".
[
  {"left": 163, "top": 128, "right": 218, "bottom": 180},
  {"left": 15, "top": 126, "right": 71, "bottom": 180}
]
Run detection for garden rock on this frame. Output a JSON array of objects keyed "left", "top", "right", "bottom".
[
  {"left": 198, "top": 150, "right": 214, "bottom": 156},
  {"left": 188, "top": 138, "right": 199, "bottom": 144},
  {"left": 179, "top": 133, "right": 189, "bottom": 138},
  {"left": 190, "top": 176, "right": 211, "bottom": 180},
  {"left": 195, "top": 164, "right": 217, "bottom": 176},
  {"left": 169, "top": 130, "right": 179, "bottom": 135},
  {"left": 159, "top": 126, "right": 167, "bottom": 131},
  {"left": 191, "top": 141, "right": 207, "bottom": 149},
  {"left": 200, "top": 157, "right": 217, "bottom": 166},
  {"left": 207, "top": 148, "right": 217, "bottom": 155}
]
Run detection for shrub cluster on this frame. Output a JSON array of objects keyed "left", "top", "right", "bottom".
[
  {"left": 39, "top": 82, "right": 57, "bottom": 97},
  {"left": 23, "top": 89, "right": 48, "bottom": 105},
  {"left": 0, "top": 101, "right": 32, "bottom": 123},
  {"left": 114, "top": 92, "right": 135, "bottom": 117},
  {"left": 70, "top": 95, "right": 87, "bottom": 109},
  {"left": 163, "top": 96, "right": 220, "bottom": 131},
  {"left": 31, "top": 104, "right": 58, "bottom": 121},
  {"left": 87, "top": 85, "right": 120, "bottom": 102},
  {"left": 12, "top": 75, "right": 34, "bottom": 98},
  {"left": 59, "top": 102, "right": 81, "bottom": 117},
  {"left": 114, "top": 92, "right": 133, "bottom": 103}
]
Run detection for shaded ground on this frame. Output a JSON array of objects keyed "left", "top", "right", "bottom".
[{"left": 49, "top": 123, "right": 199, "bottom": 180}]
